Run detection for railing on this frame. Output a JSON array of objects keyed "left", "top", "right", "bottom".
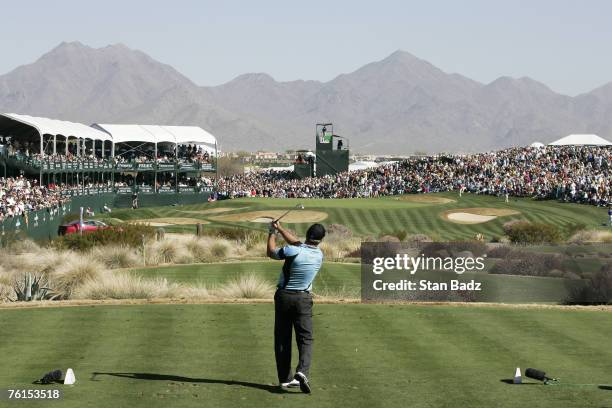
[{"left": 6, "top": 155, "right": 216, "bottom": 172}]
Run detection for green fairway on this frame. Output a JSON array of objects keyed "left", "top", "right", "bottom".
[
  {"left": 102, "top": 193, "right": 610, "bottom": 241},
  {"left": 1, "top": 304, "right": 611, "bottom": 408},
  {"left": 130, "top": 261, "right": 574, "bottom": 303}
]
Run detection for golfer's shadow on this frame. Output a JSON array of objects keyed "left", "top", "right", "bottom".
[{"left": 92, "top": 372, "right": 284, "bottom": 394}]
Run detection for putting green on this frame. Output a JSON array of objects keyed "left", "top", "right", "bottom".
[{"left": 0, "top": 304, "right": 611, "bottom": 408}]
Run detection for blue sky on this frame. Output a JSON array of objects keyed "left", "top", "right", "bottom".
[{"left": 1, "top": 0, "right": 611, "bottom": 95}]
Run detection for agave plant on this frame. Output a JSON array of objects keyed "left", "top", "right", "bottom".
[{"left": 13, "top": 273, "right": 61, "bottom": 301}]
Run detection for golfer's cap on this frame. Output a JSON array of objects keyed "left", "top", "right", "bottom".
[{"left": 306, "top": 223, "right": 326, "bottom": 242}]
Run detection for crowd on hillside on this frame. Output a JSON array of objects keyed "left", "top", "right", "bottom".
[
  {"left": 0, "top": 176, "right": 65, "bottom": 223},
  {"left": 217, "top": 145, "right": 612, "bottom": 206},
  {"left": 1, "top": 145, "right": 610, "bottom": 224}
]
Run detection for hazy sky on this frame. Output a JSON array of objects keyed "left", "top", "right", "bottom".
[{"left": 1, "top": 0, "right": 611, "bottom": 96}]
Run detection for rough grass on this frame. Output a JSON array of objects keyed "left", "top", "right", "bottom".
[
  {"left": 217, "top": 273, "right": 274, "bottom": 299},
  {"left": 91, "top": 245, "right": 140, "bottom": 269},
  {"left": 73, "top": 272, "right": 182, "bottom": 300},
  {"left": 53, "top": 258, "right": 105, "bottom": 298}
]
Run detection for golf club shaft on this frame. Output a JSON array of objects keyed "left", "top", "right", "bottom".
[{"left": 274, "top": 209, "right": 293, "bottom": 223}]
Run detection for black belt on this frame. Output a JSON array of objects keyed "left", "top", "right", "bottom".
[{"left": 277, "top": 288, "right": 310, "bottom": 294}]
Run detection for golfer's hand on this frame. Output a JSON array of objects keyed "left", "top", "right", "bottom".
[
  {"left": 272, "top": 221, "right": 281, "bottom": 231},
  {"left": 268, "top": 222, "right": 278, "bottom": 234}
]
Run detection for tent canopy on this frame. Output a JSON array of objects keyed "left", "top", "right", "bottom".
[
  {"left": 93, "top": 123, "right": 217, "bottom": 146},
  {"left": 548, "top": 134, "right": 612, "bottom": 146},
  {"left": 1, "top": 113, "right": 112, "bottom": 141}
]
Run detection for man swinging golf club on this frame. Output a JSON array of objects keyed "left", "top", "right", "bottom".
[{"left": 267, "top": 218, "right": 326, "bottom": 393}]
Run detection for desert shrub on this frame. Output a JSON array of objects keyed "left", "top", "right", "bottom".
[
  {"left": 569, "top": 230, "right": 612, "bottom": 244},
  {"left": 53, "top": 258, "right": 105, "bottom": 298},
  {"left": 91, "top": 246, "right": 139, "bottom": 269},
  {"left": 422, "top": 241, "right": 488, "bottom": 258},
  {"left": 504, "top": 222, "right": 562, "bottom": 244},
  {"left": 208, "top": 241, "right": 230, "bottom": 259},
  {"left": 489, "top": 250, "right": 566, "bottom": 277},
  {"left": 487, "top": 245, "right": 513, "bottom": 258},
  {"left": 566, "top": 263, "right": 612, "bottom": 304},
  {"left": 404, "top": 234, "right": 433, "bottom": 244},
  {"left": 6, "top": 239, "right": 40, "bottom": 254},
  {"left": 562, "top": 222, "right": 587, "bottom": 239},
  {"left": 149, "top": 240, "right": 180, "bottom": 265},
  {"left": 378, "top": 235, "right": 401, "bottom": 242},
  {"left": 73, "top": 272, "right": 181, "bottom": 299},
  {"left": 326, "top": 224, "right": 353, "bottom": 241},
  {"left": 217, "top": 274, "right": 274, "bottom": 299},
  {"left": 54, "top": 223, "right": 155, "bottom": 251},
  {"left": 185, "top": 238, "right": 210, "bottom": 262}
]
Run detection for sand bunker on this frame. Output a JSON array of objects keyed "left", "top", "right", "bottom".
[
  {"left": 211, "top": 210, "right": 328, "bottom": 224},
  {"left": 442, "top": 208, "right": 520, "bottom": 224},
  {"left": 179, "top": 207, "right": 249, "bottom": 215},
  {"left": 128, "top": 217, "right": 209, "bottom": 227},
  {"left": 398, "top": 195, "right": 455, "bottom": 204}
]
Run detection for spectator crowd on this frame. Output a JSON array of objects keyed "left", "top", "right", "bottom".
[
  {"left": 0, "top": 176, "right": 65, "bottom": 223},
  {"left": 218, "top": 145, "right": 611, "bottom": 206}
]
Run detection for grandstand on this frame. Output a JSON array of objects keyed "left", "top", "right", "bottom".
[{"left": 0, "top": 113, "right": 218, "bottom": 239}]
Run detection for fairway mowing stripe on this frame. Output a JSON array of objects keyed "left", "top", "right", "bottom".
[
  {"left": 354, "top": 307, "right": 469, "bottom": 406},
  {"left": 485, "top": 310, "right": 606, "bottom": 371},
  {"left": 0, "top": 307, "right": 105, "bottom": 386},
  {"left": 489, "top": 310, "right": 612, "bottom": 388},
  {"left": 360, "top": 209, "right": 380, "bottom": 235},
  {"left": 312, "top": 308, "right": 386, "bottom": 405}
]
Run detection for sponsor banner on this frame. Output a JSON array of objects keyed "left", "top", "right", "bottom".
[
  {"left": 157, "top": 163, "right": 176, "bottom": 170},
  {"left": 201, "top": 163, "right": 214, "bottom": 171},
  {"left": 138, "top": 186, "right": 154, "bottom": 194},
  {"left": 179, "top": 187, "right": 195, "bottom": 193},
  {"left": 137, "top": 163, "right": 154, "bottom": 170},
  {"left": 158, "top": 187, "right": 176, "bottom": 194},
  {"left": 200, "top": 186, "right": 214, "bottom": 193},
  {"left": 116, "top": 186, "right": 133, "bottom": 194},
  {"left": 117, "top": 163, "right": 135, "bottom": 170},
  {"left": 179, "top": 163, "right": 196, "bottom": 171}
]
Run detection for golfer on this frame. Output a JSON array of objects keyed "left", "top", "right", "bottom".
[{"left": 267, "top": 221, "right": 326, "bottom": 393}]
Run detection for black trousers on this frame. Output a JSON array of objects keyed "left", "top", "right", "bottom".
[{"left": 274, "top": 289, "right": 314, "bottom": 383}]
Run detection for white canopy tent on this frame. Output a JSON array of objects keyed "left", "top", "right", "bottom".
[
  {"left": 92, "top": 123, "right": 218, "bottom": 159},
  {"left": 1, "top": 113, "right": 112, "bottom": 156},
  {"left": 548, "top": 134, "right": 612, "bottom": 146}
]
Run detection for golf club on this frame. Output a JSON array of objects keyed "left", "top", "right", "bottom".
[{"left": 274, "top": 203, "right": 304, "bottom": 223}]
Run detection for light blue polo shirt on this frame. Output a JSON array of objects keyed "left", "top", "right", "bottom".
[{"left": 272, "top": 243, "right": 324, "bottom": 291}]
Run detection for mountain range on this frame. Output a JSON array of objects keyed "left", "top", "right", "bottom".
[{"left": 1, "top": 41, "right": 612, "bottom": 154}]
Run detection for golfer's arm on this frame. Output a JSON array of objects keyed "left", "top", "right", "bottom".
[
  {"left": 277, "top": 226, "right": 300, "bottom": 245},
  {"left": 267, "top": 233, "right": 277, "bottom": 258}
]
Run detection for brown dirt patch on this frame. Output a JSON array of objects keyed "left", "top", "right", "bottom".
[
  {"left": 128, "top": 217, "right": 209, "bottom": 227},
  {"left": 211, "top": 210, "right": 328, "bottom": 224},
  {"left": 398, "top": 195, "right": 456, "bottom": 204},
  {"left": 442, "top": 208, "right": 521, "bottom": 224}
]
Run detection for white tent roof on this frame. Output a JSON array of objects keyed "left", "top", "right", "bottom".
[
  {"left": 92, "top": 124, "right": 157, "bottom": 144},
  {"left": 93, "top": 123, "right": 217, "bottom": 146},
  {"left": 2, "top": 113, "right": 112, "bottom": 141},
  {"left": 549, "top": 134, "right": 612, "bottom": 146},
  {"left": 163, "top": 125, "right": 217, "bottom": 146},
  {"left": 530, "top": 141, "right": 545, "bottom": 148}
]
